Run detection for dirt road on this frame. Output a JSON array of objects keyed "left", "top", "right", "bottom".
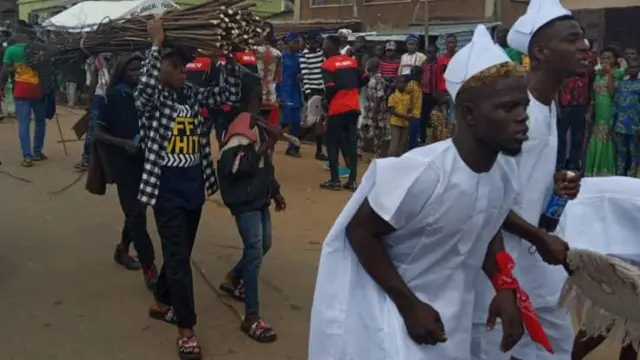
[{"left": 0, "top": 108, "right": 619, "bottom": 359}]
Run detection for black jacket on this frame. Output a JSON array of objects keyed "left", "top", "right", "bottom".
[{"left": 217, "top": 128, "right": 280, "bottom": 215}]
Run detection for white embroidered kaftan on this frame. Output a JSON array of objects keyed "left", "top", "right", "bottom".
[{"left": 309, "top": 140, "right": 519, "bottom": 360}]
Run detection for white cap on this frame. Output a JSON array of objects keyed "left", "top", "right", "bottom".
[
  {"left": 507, "top": 0, "right": 571, "bottom": 55},
  {"left": 445, "top": 25, "right": 512, "bottom": 102}
]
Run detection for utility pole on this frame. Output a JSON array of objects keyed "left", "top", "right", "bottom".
[{"left": 423, "top": 0, "right": 431, "bottom": 47}]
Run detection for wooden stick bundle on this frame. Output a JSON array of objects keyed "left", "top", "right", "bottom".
[{"left": 36, "top": 0, "right": 263, "bottom": 66}]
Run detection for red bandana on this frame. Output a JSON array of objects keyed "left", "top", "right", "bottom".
[{"left": 491, "top": 251, "right": 554, "bottom": 354}]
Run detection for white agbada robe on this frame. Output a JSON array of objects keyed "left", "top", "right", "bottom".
[
  {"left": 556, "top": 176, "right": 640, "bottom": 262},
  {"left": 471, "top": 94, "right": 568, "bottom": 359},
  {"left": 471, "top": 0, "right": 576, "bottom": 358},
  {"left": 474, "top": 94, "right": 559, "bottom": 309},
  {"left": 309, "top": 140, "right": 519, "bottom": 360}
]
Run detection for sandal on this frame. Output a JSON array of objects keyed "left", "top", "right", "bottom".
[
  {"left": 219, "top": 280, "right": 245, "bottom": 302},
  {"left": 21, "top": 158, "right": 33, "bottom": 167},
  {"left": 241, "top": 318, "right": 277, "bottom": 343},
  {"left": 148, "top": 306, "right": 178, "bottom": 325},
  {"left": 177, "top": 334, "right": 202, "bottom": 360}
]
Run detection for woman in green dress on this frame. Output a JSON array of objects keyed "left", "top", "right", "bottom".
[{"left": 584, "top": 48, "right": 623, "bottom": 176}]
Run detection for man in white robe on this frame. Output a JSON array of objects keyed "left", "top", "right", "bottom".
[
  {"left": 309, "top": 25, "right": 534, "bottom": 360},
  {"left": 470, "top": 0, "right": 590, "bottom": 359}
]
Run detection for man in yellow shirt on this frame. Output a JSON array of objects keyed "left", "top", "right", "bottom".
[{"left": 388, "top": 76, "right": 412, "bottom": 156}]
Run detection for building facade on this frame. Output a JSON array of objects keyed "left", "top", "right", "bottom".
[
  {"left": 18, "top": 0, "right": 76, "bottom": 22},
  {"left": 0, "top": 0, "right": 18, "bottom": 23},
  {"left": 297, "top": 0, "right": 528, "bottom": 31}
]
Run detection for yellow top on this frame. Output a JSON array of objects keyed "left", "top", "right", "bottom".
[
  {"left": 406, "top": 80, "right": 422, "bottom": 118},
  {"left": 388, "top": 90, "right": 412, "bottom": 127}
]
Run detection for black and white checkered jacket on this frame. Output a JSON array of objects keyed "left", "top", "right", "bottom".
[{"left": 134, "top": 46, "right": 242, "bottom": 206}]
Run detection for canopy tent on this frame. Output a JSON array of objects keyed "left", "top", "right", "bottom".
[{"left": 43, "top": 0, "right": 178, "bottom": 32}]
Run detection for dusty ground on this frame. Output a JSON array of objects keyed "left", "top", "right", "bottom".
[{"left": 0, "top": 107, "right": 621, "bottom": 359}]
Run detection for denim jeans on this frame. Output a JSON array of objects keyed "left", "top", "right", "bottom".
[
  {"left": 82, "top": 95, "right": 106, "bottom": 158},
  {"left": 15, "top": 98, "right": 46, "bottom": 158},
  {"left": 232, "top": 208, "right": 272, "bottom": 315},
  {"left": 281, "top": 106, "right": 301, "bottom": 151},
  {"left": 408, "top": 117, "right": 421, "bottom": 150}
]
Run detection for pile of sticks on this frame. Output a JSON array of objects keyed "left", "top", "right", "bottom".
[{"left": 39, "top": 0, "right": 263, "bottom": 65}]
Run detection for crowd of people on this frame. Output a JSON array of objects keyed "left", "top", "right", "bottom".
[
  {"left": 310, "top": 1, "right": 640, "bottom": 360},
  {"left": 558, "top": 43, "right": 640, "bottom": 178}
]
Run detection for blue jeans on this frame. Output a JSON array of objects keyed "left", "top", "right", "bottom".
[
  {"left": 281, "top": 106, "right": 301, "bottom": 151},
  {"left": 15, "top": 98, "right": 46, "bottom": 158},
  {"left": 82, "top": 95, "right": 106, "bottom": 158},
  {"left": 408, "top": 117, "right": 421, "bottom": 150},
  {"left": 232, "top": 208, "right": 272, "bottom": 315}
]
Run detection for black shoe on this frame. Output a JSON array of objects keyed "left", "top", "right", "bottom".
[
  {"left": 319, "top": 180, "right": 342, "bottom": 191},
  {"left": 342, "top": 181, "right": 358, "bottom": 192},
  {"left": 113, "top": 244, "right": 141, "bottom": 271},
  {"left": 285, "top": 148, "right": 301, "bottom": 158},
  {"left": 74, "top": 158, "right": 89, "bottom": 171},
  {"left": 315, "top": 152, "right": 328, "bottom": 161},
  {"left": 143, "top": 265, "right": 159, "bottom": 291}
]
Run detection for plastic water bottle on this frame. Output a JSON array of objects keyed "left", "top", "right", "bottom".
[{"left": 538, "top": 171, "right": 576, "bottom": 232}]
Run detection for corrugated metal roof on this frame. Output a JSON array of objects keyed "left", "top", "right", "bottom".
[
  {"left": 381, "top": 21, "right": 501, "bottom": 36},
  {"left": 348, "top": 21, "right": 501, "bottom": 42}
]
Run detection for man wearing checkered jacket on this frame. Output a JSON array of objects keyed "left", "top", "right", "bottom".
[{"left": 133, "top": 17, "right": 242, "bottom": 358}]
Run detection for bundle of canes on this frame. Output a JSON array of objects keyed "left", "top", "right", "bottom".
[
  {"left": 557, "top": 248, "right": 640, "bottom": 350},
  {"left": 40, "top": 0, "right": 263, "bottom": 65}
]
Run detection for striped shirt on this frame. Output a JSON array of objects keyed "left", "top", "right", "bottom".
[
  {"left": 379, "top": 60, "right": 400, "bottom": 78},
  {"left": 300, "top": 48, "right": 324, "bottom": 94}
]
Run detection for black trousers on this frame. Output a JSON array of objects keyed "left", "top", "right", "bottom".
[
  {"left": 116, "top": 182, "right": 155, "bottom": 269},
  {"left": 420, "top": 94, "right": 438, "bottom": 143},
  {"left": 153, "top": 206, "right": 202, "bottom": 328},
  {"left": 326, "top": 113, "right": 358, "bottom": 183},
  {"left": 557, "top": 105, "right": 587, "bottom": 171}
]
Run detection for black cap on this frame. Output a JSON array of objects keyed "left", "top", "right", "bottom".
[{"left": 160, "top": 46, "right": 195, "bottom": 64}]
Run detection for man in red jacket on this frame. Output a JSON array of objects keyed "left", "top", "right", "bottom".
[{"left": 319, "top": 35, "right": 368, "bottom": 192}]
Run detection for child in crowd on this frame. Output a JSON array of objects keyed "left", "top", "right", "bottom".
[
  {"left": 612, "top": 57, "right": 640, "bottom": 176},
  {"left": 357, "top": 57, "right": 387, "bottom": 159},
  {"left": 430, "top": 94, "right": 456, "bottom": 142},
  {"left": 387, "top": 75, "right": 412, "bottom": 156},
  {"left": 217, "top": 75, "right": 286, "bottom": 343}
]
